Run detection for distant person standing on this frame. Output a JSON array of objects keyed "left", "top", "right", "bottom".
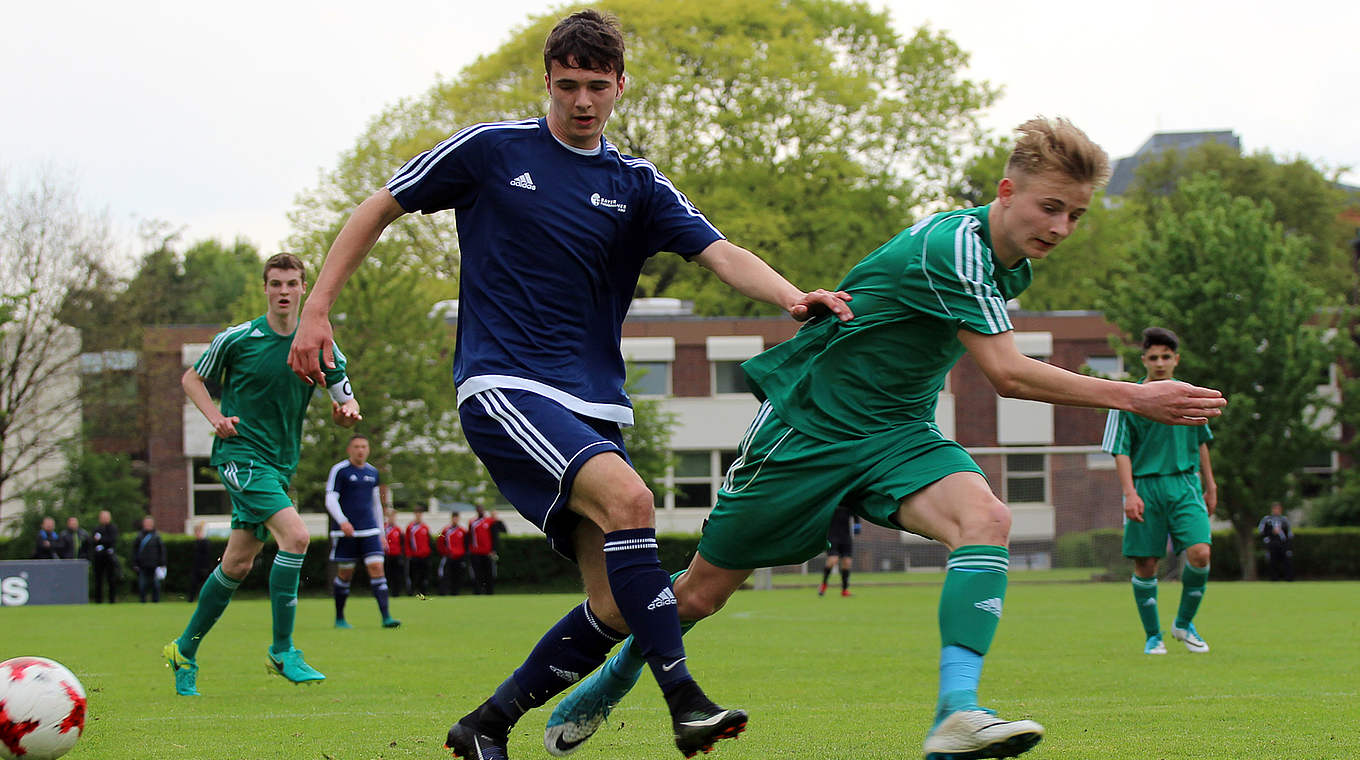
[
  {"left": 405, "top": 510, "right": 433, "bottom": 596},
  {"left": 326, "top": 435, "right": 400, "bottom": 629},
  {"left": 32, "top": 517, "right": 62, "bottom": 559},
  {"left": 188, "top": 523, "right": 216, "bottom": 603},
  {"left": 61, "top": 516, "right": 89, "bottom": 561},
  {"left": 437, "top": 512, "right": 468, "bottom": 596},
  {"left": 1258, "top": 501, "right": 1295, "bottom": 582},
  {"left": 133, "top": 515, "right": 167, "bottom": 603},
  {"left": 91, "top": 510, "right": 121, "bottom": 603},
  {"left": 468, "top": 507, "right": 496, "bottom": 595},
  {"left": 383, "top": 508, "right": 406, "bottom": 596},
  {"left": 819, "top": 504, "right": 860, "bottom": 597}
]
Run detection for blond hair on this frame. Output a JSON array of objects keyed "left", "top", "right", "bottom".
[{"left": 1006, "top": 117, "right": 1111, "bottom": 188}]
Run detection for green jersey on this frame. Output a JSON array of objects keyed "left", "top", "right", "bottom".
[
  {"left": 742, "top": 204, "right": 1031, "bottom": 441},
  {"left": 193, "top": 315, "right": 349, "bottom": 475},
  {"left": 1101, "top": 383, "right": 1213, "bottom": 477}
]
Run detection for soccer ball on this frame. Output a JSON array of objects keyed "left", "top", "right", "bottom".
[{"left": 0, "top": 657, "right": 86, "bottom": 760}]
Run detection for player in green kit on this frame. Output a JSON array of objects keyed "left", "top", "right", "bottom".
[
  {"left": 163, "top": 253, "right": 362, "bottom": 696},
  {"left": 1102, "top": 327, "right": 1217, "bottom": 655},
  {"left": 544, "top": 118, "right": 1227, "bottom": 760}
]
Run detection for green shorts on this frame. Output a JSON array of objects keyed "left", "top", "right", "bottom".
[
  {"left": 217, "top": 460, "right": 294, "bottom": 541},
  {"left": 698, "top": 402, "right": 983, "bottom": 569},
  {"left": 1122, "top": 471, "right": 1211, "bottom": 557}
]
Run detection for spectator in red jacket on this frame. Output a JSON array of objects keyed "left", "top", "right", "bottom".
[
  {"left": 468, "top": 507, "right": 496, "bottom": 595},
  {"left": 437, "top": 512, "right": 468, "bottom": 596},
  {"left": 405, "top": 510, "right": 433, "bottom": 596},
  {"left": 383, "top": 508, "right": 406, "bottom": 597}
]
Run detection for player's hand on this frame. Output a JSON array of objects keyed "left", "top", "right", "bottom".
[
  {"left": 213, "top": 415, "right": 241, "bottom": 438},
  {"left": 1123, "top": 493, "right": 1145, "bottom": 522},
  {"left": 1131, "top": 380, "right": 1226, "bottom": 425},
  {"left": 341, "top": 521, "right": 355, "bottom": 537},
  {"left": 789, "top": 289, "right": 853, "bottom": 323},
  {"left": 1204, "top": 484, "right": 1217, "bottom": 516},
  {"left": 332, "top": 400, "right": 362, "bottom": 428},
  {"left": 288, "top": 307, "right": 335, "bottom": 386}
]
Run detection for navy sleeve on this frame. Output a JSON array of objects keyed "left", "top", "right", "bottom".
[
  {"left": 637, "top": 161, "right": 724, "bottom": 259},
  {"left": 386, "top": 123, "right": 489, "bottom": 214}
]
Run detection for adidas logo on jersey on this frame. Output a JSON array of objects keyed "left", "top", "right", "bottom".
[
  {"left": 647, "top": 587, "right": 678, "bottom": 610},
  {"left": 974, "top": 597, "right": 1003, "bottom": 618},
  {"left": 510, "top": 172, "right": 537, "bottom": 190},
  {"left": 549, "top": 665, "right": 581, "bottom": 683}
]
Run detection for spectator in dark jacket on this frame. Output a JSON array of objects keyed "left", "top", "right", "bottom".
[
  {"left": 133, "top": 515, "right": 168, "bottom": 603},
  {"left": 33, "top": 517, "right": 64, "bottom": 559},
  {"left": 188, "top": 522, "right": 216, "bottom": 602},
  {"left": 1258, "top": 501, "right": 1295, "bottom": 582},
  {"left": 91, "top": 510, "right": 121, "bottom": 603},
  {"left": 62, "top": 516, "right": 91, "bottom": 561}
]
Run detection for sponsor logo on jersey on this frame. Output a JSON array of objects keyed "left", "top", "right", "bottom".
[
  {"left": 974, "top": 597, "right": 1003, "bottom": 618},
  {"left": 510, "top": 172, "right": 537, "bottom": 190},
  {"left": 647, "top": 586, "right": 677, "bottom": 610},
  {"left": 590, "top": 192, "right": 628, "bottom": 213}
]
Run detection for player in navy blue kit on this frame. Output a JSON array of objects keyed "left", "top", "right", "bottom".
[
  {"left": 326, "top": 435, "right": 400, "bottom": 629},
  {"left": 289, "top": 10, "right": 852, "bottom": 759}
]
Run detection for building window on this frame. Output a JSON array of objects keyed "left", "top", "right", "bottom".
[
  {"left": 628, "top": 361, "right": 671, "bottom": 397},
  {"left": 711, "top": 361, "right": 749, "bottom": 395},
  {"left": 1004, "top": 453, "right": 1047, "bottom": 503},
  {"left": 1084, "top": 355, "right": 1123, "bottom": 377},
  {"left": 669, "top": 449, "right": 738, "bottom": 508},
  {"left": 190, "top": 458, "right": 229, "bottom": 516}
]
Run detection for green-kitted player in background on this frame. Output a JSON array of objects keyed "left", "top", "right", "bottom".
[
  {"left": 1102, "top": 327, "right": 1217, "bottom": 655},
  {"left": 163, "top": 253, "right": 362, "bottom": 696}
]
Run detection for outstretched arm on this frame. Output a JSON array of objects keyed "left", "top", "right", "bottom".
[
  {"left": 289, "top": 189, "right": 407, "bottom": 384},
  {"left": 959, "top": 330, "right": 1226, "bottom": 425},
  {"left": 692, "top": 240, "right": 853, "bottom": 323}
]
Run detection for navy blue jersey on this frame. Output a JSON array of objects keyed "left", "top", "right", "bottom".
[
  {"left": 325, "top": 461, "right": 382, "bottom": 536},
  {"left": 387, "top": 118, "right": 724, "bottom": 425}
]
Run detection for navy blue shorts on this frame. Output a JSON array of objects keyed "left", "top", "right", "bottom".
[
  {"left": 460, "top": 388, "right": 628, "bottom": 561},
  {"left": 329, "top": 532, "right": 384, "bottom": 565}
]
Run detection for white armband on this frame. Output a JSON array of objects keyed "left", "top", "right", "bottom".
[{"left": 328, "top": 377, "right": 355, "bottom": 404}]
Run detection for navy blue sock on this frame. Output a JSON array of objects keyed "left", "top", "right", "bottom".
[
  {"left": 332, "top": 577, "right": 350, "bottom": 620},
  {"left": 603, "top": 528, "right": 691, "bottom": 691},
  {"left": 370, "top": 576, "right": 391, "bottom": 618},
  {"left": 490, "top": 601, "right": 625, "bottom": 723}
]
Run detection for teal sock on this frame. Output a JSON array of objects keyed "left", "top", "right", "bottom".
[
  {"left": 935, "top": 546, "right": 1008, "bottom": 719},
  {"left": 1132, "top": 575, "right": 1160, "bottom": 637},
  {"left": 1174, "top": 564, "right": 1209, "bottom": 629},
  {"left": 178, "top": 566, "right": 242, "bottom": 659},
  {"left": 269, "top": 550, "right": 305, "bottom": 654}
]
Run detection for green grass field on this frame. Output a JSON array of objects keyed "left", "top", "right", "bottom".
[{"left": 2, "top": 575, "right": 1355, "bottom": 760}]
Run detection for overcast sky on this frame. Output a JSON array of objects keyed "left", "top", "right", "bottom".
[{"left": 4, "top": 0, "right": 1356, "bottom": 261}]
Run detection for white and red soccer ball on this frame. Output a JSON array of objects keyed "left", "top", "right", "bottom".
[{"left": 0, "top": 657, "right": 85, "bottom": 760}]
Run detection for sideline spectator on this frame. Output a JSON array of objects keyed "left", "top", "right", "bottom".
[
  {"left": 61, "top": 516, "right": 90, "bottom": 560},
  {"left": 33, "top": 517, "right": 63, "bottom": 559},
  {"left": 405, "top": 510, "right": 432, "bottom": 596},
  {"left": 133, "top": 515, "right": 167, "bottom": 603},
  {"left": 468, "top": 507, "right": 496, "bottom": 595},
  {"left": 1258, "top": 501, "right": 1295, "bottom": 582},
  {"left": 91, "top": 510, "right": 121, "bottom": 603},
  {"left": 383, "top": 508, "right": 406, "bottom": 596},
  {"left": 437, "top": 512, "right": 468, "bottom": 595},
  {"left": 188, "top": 522, "right": 216, "bottom": 602}
]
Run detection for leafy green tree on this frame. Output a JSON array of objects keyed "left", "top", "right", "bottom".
[
  {"left": 1097, "top": 175, "right": 1334, "bottom": 578},
  {"left": 12, "top": 442, "right": 145, "bottom": 544},
  {"left": 1125, "top": 142, "right": 1352, "bottom": 304},
  {"left": 288, "top": 0, "right": 996, "bottom": 312},
  {"left": 622, "top": 365, "right": 677, "bottom": 498}
]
